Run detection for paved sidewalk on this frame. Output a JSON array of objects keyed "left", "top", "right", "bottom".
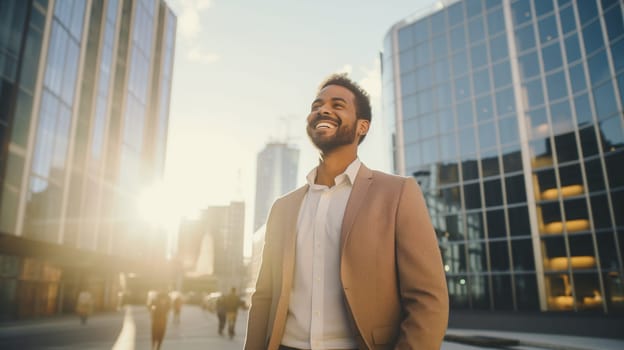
[{"left": 443, "top": 328, "right": 624, "bottom": 350}]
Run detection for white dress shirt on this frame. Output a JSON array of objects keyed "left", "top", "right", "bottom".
[{"left": 281, "top": 159, "right": 360, "bottom": 350}]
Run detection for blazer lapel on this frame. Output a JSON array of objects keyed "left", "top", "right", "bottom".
[
  {"left": 268, "top": 185, "right": 308, "bottom": 350},
  {"left": 340, "top": 164, "right": 373, "bottom": 254}
]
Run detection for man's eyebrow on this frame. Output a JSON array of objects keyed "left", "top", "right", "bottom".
[
  {"left": 311, "top": 97, "right": 348, "bottom": 106},
  {"left": 331, "top": 97, "right": 348, "bottom": 103}
]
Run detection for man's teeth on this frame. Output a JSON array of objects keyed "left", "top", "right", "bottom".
[{"left": 316, "top": 122, "right": 334, "bottom": 129}]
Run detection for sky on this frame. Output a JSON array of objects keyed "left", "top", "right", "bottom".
[{"left": 161, "top": 0, "right": 435, "bottom": 255}]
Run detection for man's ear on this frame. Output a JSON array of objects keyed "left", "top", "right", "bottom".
[{"left": 357, "top": 119, "right": 370, "bottom": 136}]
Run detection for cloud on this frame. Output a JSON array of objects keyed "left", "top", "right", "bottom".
[
  {"left": 358, "top": 58, "right": 382, "bottom": 102},
  {"left": 170, "top": 0, "right": 218, "bottom": 64},
  {"left": 187, "top": 46, "right": 220, "bottom": 64},
  {"left": 335, "top": 64, "right": 353, "bottom": 75},
  {"left": 172, "top": 0, "right": 212, "bottom": 41}
]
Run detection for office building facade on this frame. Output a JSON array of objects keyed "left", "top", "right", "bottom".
[
  {"left": 0, "top": 0, "right": 176, "bottom": 320},
  {"left": 253, "top": 142, "right": 299, "bottom": 231},
  {"left": 383, "top": 0, "right": 623, "bottom": 318}
]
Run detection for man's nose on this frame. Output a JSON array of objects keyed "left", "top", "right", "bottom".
[{"left": 317, "top": 104, "right": 331, "bottom": 115}]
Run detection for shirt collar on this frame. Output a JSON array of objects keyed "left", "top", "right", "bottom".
[{"left": 306, "top": 158, "right": 361, "bottom": 187}]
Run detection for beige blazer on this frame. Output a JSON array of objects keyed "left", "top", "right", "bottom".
[{"left": 245, "top": 164, "right": 449, "bottom": 350}]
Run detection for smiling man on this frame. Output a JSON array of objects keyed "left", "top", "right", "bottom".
[{"left": 244, "top": 74, "right": 449, "bottom": 350}]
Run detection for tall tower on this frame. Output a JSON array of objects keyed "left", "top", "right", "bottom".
[
  {"left": 383, "top": 0, "right": 624, "bottom": 325},
  {"left": 0, "top": 0, "right": 176, "bottom": 320},
  {"left": 253, "top": 142, "right": 299, "bottom": 231}
]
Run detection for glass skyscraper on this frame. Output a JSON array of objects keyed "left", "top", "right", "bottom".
[
  {"left": 253, "top": 142, "right": 299, "bottom": 232},
  {"left": 0, "top": 0, "right": 176, "bottom": 320},
  {"left": 383, "top": 0, "right": 623, "bottom": 316}
]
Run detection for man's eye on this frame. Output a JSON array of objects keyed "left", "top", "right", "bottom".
[{"left": 334, "top": 104, "right": 344, "bottom": 109}]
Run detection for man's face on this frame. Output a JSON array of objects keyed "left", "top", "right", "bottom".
[{"left": 306, "top": 85, "right": 361, "bottom": 153}]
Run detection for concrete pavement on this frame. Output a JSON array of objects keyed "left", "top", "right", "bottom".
[{"left": 1, "top": 305, "right": 623, "bottom": 349}]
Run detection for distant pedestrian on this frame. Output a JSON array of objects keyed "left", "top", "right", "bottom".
[
  {"left": 76, "top": 290, "right": 93, "bottom": 325},
  {"left": 172, "top": 294, "right": 183, "bottom": 325},
  {"left": 216, "top": 294, "right": 226, "bottom": 336},
  {"left": 223, "top": 287, "right": 246, "bottom": 339},
  {"left": 148, "top": 291, "right": 171, "bottom": 350}
]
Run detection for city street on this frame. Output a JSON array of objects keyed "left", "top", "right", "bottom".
[
  {"left": 1, "top": 305, "right": 623, "bottom": 350},
  {"left": 0, "top": 305, "right": 246, "bottom": 350}
]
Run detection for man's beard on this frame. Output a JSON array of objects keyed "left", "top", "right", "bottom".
[{"left": 307, "top": 121, "right": 357, "bottom": 154}]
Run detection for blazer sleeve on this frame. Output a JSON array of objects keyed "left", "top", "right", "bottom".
[
  {"left": 394, "top": 178, "right": 449, "bottom": 349},
  {"left": 244, "top": 204, "right": 277, "bottom": 350}
]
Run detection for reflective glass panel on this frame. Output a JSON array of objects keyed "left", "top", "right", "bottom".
[
  {"left": 569, "top": 62, "right": 587, "bottom": 93},
  {"left": 559, "top": 5, "right": 577, "bottom": 34},
  {"left": 555, "top": 131, "right": 580, "bottom": 163},
  {"left": 471, "top": 43, "right": 488, "bottom": 69},
  {"left": 473, "top": 69, "right": 491, "bottom": 96},
  {"left": 578, "top": 0, "right": 599, "bottom": 25},
  {"left": 452, "top": 50, "right": 469, "bottom": 76},
  {"left": 596, "top": 232, "right": 620, "bottom": 270},
  {"left": 542, "top": 41, "right": 563, "bottom": 72},
  {"left": 493, "top": 60, "right": 512, "bottom": 88},
  {"left": 484, "top": 181, "right": 503, "bottom": 208},
  {"left": 599, "top": 116, "right": 624, "bottom": 152},
  {"left": 502, "top": 144, "right": 523, "bottom": 173},
  {"left": 450, "top": 25, "right": 467, "bottom": 52},
  {"left": 546, "top": 71, "right": 568, "bottom": 102},
  {"left": 519, "top": 51, "right": 540, "bottom": 80},
  {"left": 590, "top": 194, "right": 612, "bottom": 229},
  {"left": 481, "top": 149, "right": 500, "bottom": 177},
  {"left": 459, "top": 127, "right": 477, "bottom": 155},
  {"left": 476, "top": 95, "right": 493, "bottom": 122},
  {"left": 515, "top": 273, "right": 539, "bottom": 311},
  {"left": 454, "top": 75, "right": 471, "bottom": 101},
  {"left": 487, "top": 7, "right": 505, "bottom": 35},
  {"left": 524, "top": 79, "right": 545, "bottom": 110},
  {"left": 579, "top": 125, "right": 600, "bottom": 158},
  {"left": 478, "top": 122, "right": 497, "bottom": 150},
  {"left": 462, "top": 158, "right": 480, "bottom": 181},
  {"left": 495, "top": 87, "right": 515, "bottom": 116},
  {"left": 530, "top": 138, "right": 553, "bottom": 168},
  {"left": 512, "top": 0, "right": 533, "bottom": 26},
  {"left": 498, "top": 116, "right": 519, "bottom": 144},
  {"left": 564, "top": 33, "right": 582, "bottom": 63},
  {"left": 611, "top": 190, "right": 624, "bottom": 226},
  {"left": 489, "top": 34, "right": 508, "bottom": 62},
  {"left": 466, "top": 0, "right": 483, "bottom": 18},
  {"left": 469, "top": 17, "right": 485, "bottom": 43},
  {"left": 505, "top": 175, "right": 527, "bottom": 204},
  {"left": 448, "top": 2, "right": 464, "bottom": 25},
  {"left": 527, "top": 108, "right": 550, "bottom": 139},
  {"left": 433, "top": 34, "right": 449, "bottom": 59},
  {"left": 574, "top": 93, "right": 593, "bottom": 125},
  {"left": 490, "top": 241, "right": 511, "bottom": 272},
  {"left": 508, "top": 206, "right": 531, "bottom": 237},
  {"left": 550, "top": 99, "right": 573, "bottom": 135},
  {"left": 515, "top": 24, "right": 537, "bottom": 52},
  {"left": 593, "top": 82, "right": 618, "bottom": 120},
  {"left": 612, "top": 39, "right": 624, "bottom": 72},
  {"left": 587, "top": 50, "right": 610, "bottom": 86},
  {"left": 535, "top": 0, "right": 554, "bottom": 16},
  {"left": 604, "top": 5, "right": 624, "bottom": 43},
  {"left": 470, "top": 273, "right": 490, "bottom": 309},
  {"left": 457, "top": 100, "right": 474, "bottom": 127},
  {"left": 431, "top": 11, "right": 446, "bottom": 35},
  {"left": 583, "top": 20, "right": 606, "bottom": 56},
  {"left": 399, "top": 26, "right": 413, "bottom": 49},
  {"left": 439, "top": 108, "right": 455, "bottom": 131},
  {"left": 538, "top": 15, "right": 559, "bottom": 44},
  {"left": 464, "top": 182, "right": 482, "bottom": 210}
]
